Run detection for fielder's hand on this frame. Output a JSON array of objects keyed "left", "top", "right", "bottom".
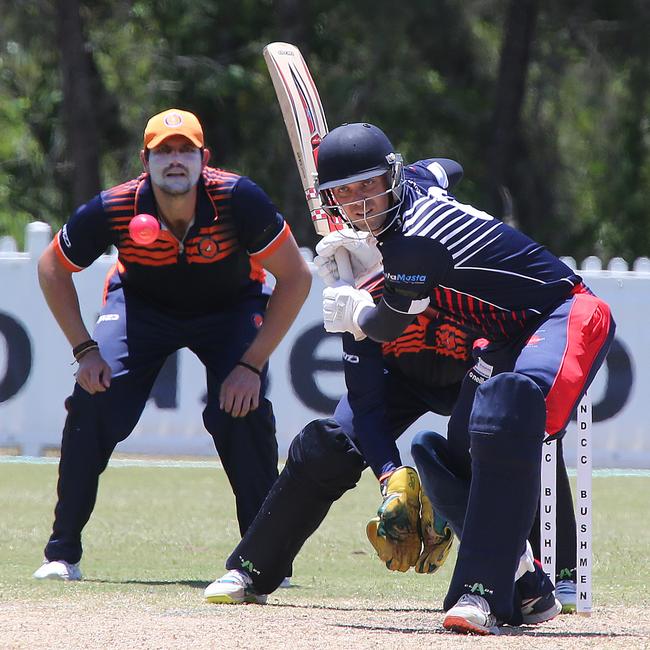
[
  {"left": 314, "top": 228, "right": 382, "bottom": 287},
  {"left": 75, "top": 349, "right": 111, "bottom": 394},
  {"left": 220, "top": 363, "right": 261, "bottom": 418},
  {"left": 366, "top": 466, "right": 422, "bottom": 572},
  {"left": 322, "top": 285, "right": 374, "bottom": 341},
  {"left": 415, "top": 492, "right": 453, "bottom": 574}
]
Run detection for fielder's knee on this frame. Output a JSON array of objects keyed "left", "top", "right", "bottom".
[{"left": 287, "top": 418, "right": 365, "bottom": 497}]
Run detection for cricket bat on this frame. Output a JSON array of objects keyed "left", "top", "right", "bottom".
[{"left": 263, "top": 41, "right": 354, "bottom": 284}]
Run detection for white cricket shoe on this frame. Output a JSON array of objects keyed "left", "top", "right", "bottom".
[
  {"left": 204, "top": 569, "right": 267, "bottom": 604},
  {"left": 443, "top": 593, "right": 499, "bottom": 635},
  {"left": 556, "top": 579, "right": 577, "bottom": 613},
  {"left": 33, "top": 560, "right": 82, "bottom": 581}
]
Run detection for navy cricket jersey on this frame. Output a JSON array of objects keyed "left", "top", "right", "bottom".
[
  {"left": 340, "top": 272, "right": 474, "bottom": 477},
  {"left": 53, "top": 167, "right": 291, "bottom": 315},
  {"left": 376, "top": 159, "right": 582, "bottom": 341}
]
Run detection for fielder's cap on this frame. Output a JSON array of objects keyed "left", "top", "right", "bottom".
[{"left": 143, "top": 108, "right": 204, "bottom": 149}]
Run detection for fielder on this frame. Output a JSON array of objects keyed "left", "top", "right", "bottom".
[
  {"left": 33, "top": 108, "right": 311, "bottom": 580},
  {"left": 311, "top": 123, "right": 614, "bottom": 634}
]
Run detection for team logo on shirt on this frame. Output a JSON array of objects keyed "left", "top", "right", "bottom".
[
  {"left": 198, "top": 236, "right": 219, "bottom": 259},
  {"left": 252, "top": 313, "right": 264, "bottom": 329},
  {"left": 97, "top": 314, "right": 120, "bottom": 324},
  {"left": 385, "top": 271, "right": 427, "bottom": 284}
]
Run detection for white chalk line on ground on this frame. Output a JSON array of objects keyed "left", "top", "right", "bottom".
[
  {"left": 0, "top": 456, "right": 224, "bottom": 469},
  {"left": 1, "top": 456, "right": 650, "bottom": 476}
]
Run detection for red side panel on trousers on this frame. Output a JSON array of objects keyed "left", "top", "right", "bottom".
[{"left": 544, "top": 294, "right": 613, "bottom": 435}]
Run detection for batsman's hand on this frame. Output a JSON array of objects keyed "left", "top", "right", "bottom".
[
  {"left": 314, "top": 228, "right": 382, "bottom": 287},
  {"left": 415, "top": 492, "right": 453, "bottom": 574},
  {"left": 322, "top": 285, "right": 374, "bottom": 341},
  {"left": 366, "top": 466, "right": 422, "bottom": 571}
]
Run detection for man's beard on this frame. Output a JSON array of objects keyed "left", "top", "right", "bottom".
[{"left": 149, "top": 151, "right": 202, "bottom": 195}]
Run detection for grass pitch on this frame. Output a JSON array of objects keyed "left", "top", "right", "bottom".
[{"left": 2, "top": 460, "right": 649, "bottom": 610}]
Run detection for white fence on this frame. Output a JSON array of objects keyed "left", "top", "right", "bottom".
[{"left": 0, "top": 222, "right": 648, "bottom": 467}]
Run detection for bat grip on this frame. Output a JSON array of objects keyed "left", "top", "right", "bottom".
[{"left": 335, "top": 248, "right": 355, "bottom": 286}]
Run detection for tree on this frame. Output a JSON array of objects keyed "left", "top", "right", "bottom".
[
  {"left": 55, "top": 0, "right": 101, "bottom": 205},
  {"left": 487, "top": 0, "right": 540, "bottom": 225}
]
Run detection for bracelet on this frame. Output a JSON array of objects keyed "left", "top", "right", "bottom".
[
  {"left": 236, "top": 360, "right": 261, "bottom": 376},
  {"left": 72, "top": 339, "right": 99, "bottom": 362}
]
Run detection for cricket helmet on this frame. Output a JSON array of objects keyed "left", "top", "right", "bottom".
[{"left": 317, "top": 123, "right": 404, "bottom": 234}]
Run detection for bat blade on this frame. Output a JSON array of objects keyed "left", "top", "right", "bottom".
[{"left": 263, "top": 42, "right": 345, "bottom": 237}]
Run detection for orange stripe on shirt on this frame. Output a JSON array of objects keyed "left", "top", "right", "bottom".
[
  {"left": 119, "top": 253, "right": 178, "bottom": 266},
  {"left": 250, "top": 222, "right": 291, "bottom": 261},
  {"left": 53, "top": 234, "right": 84, "bottom": 272},
  {"left": 102, "top": 263, "right": 118, "bottom": 304},
  {"left": 249, "top": 257, "right": 266, "bottom": 283}
]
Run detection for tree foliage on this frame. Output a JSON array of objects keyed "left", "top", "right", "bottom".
[{"left": 0, "top": 0, "right": 647, "bottom": 262}]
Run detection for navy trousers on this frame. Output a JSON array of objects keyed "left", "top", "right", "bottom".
[
  {"left": 45, "top": 281, "right": 278, "bottom": 564},
  {"left": 415, "top": 290, "right": 615, "bottom": 623}
]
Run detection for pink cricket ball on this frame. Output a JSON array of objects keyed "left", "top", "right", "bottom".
[{"left": 129, "top": 214, "right": 160, "bottom": 245}]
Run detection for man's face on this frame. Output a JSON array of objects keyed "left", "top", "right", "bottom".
[
  {"left": 330, "top": 175, "right": 391, "bottom": 234},
  {"left": 145, "top": 135, "right": 205, "bottom": 195}
]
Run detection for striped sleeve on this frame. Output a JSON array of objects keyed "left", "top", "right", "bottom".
[
  {"left": 231, "top": 177, "right": 289, "bottom": 257},
  {"left": 249, "top": 221, "right": 292, "bottom": 261},
  {"left": 53, "top": 231, "right": 84, "bottom": 272},
  {"left": 55, "top": 194, "right": 113, "bottom": 270}
]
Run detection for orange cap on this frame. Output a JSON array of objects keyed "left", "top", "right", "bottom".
[{"left": 143, "top": 109, "right": 204, "bottom": 149}]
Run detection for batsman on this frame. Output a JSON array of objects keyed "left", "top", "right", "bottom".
[{"left": 311, "top": 123, "right": 615, "bottom": 633}]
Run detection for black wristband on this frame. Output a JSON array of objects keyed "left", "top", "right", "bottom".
[
  {"left": 73, "top": 339, "right": 99, "bottom": 361},
  {"left": 236, "top": 360, "right": 261, "bottom": 376}
]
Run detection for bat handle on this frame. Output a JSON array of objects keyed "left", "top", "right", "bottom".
[{"left": 335, "top": 248, "right": 355, "bottom": 286}]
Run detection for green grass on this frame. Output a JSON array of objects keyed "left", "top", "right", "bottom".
[{"left": 2, "top": 461, "right": 649, "bottom": 608}]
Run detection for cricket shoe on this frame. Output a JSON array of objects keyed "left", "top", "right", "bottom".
[
  {"left": 555, "top": 579, "right": 577, "bottom": 613},
  {"left": 33, "top": 559, "right": 82, "bottom": 581},
  {"left": 443, "top": 594, "right": 500, "bottom": 635},
  {"left": 521, "top": 591, "right": 562, "bottom": 624},
  {"left": 204, "top": 569, "right": 267, "bottom": 605}
]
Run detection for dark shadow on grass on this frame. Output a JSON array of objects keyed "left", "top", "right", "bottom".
[
  {"left": 335, "top": 623, "right": 438, "bottom": 634},
  {"left": 86, "top": 579, "right": 309, "bottom": 591},
  {"left": 85, "top": 579, "right": 209, "bottom": 588},
  {"left": 498, "top": 626, "right": 642, "bottom": 639},
  {"left": 336, "top": 622, "right": 640, "bottom": 639},
  {"left": 86, "top": 582, "right": 445, "bottom": 615},
  {"left": 266, "top": 602, "right": 442, "bottom": 614}
]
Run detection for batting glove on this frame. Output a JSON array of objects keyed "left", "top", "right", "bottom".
[
  {"left": 314, "top": 229, "right": 382, "bottom": 287},
  {"left": 366, "top": 467, "right": 422, "bottom": 571},
  {"left": 415, "top": 491, "right": 453, "bottom": 574},
  {"left": 322, "top": 285, "right": 374, "bottom": 341}
]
